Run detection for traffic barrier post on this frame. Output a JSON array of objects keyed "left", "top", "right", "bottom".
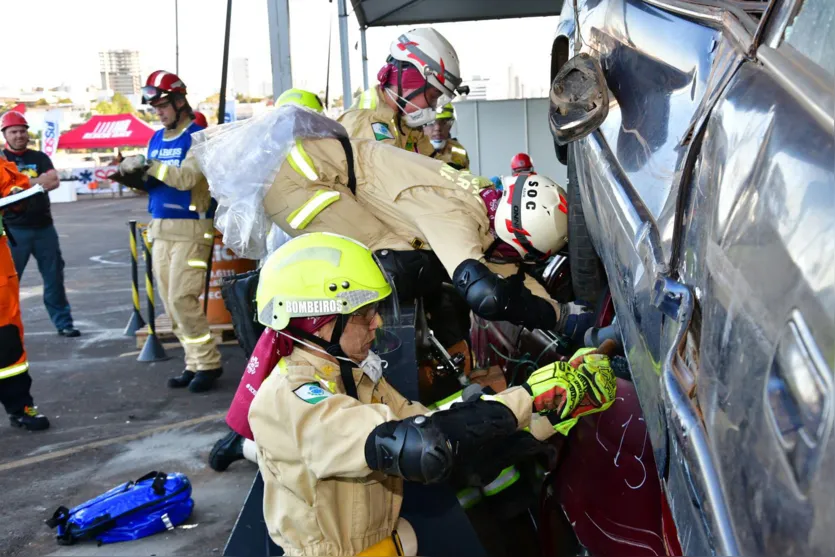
[
  {"left": 138, "top": 228, "right": 169, "bottom": 362},
  {"left": 123, "top": 220, "right": 146, "bottom": 336}
]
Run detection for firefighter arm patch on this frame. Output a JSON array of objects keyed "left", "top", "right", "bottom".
[
  {"left": 371, "top": 122, "right": 394, "bottom": 141},
  {"left": 294, "top": 383, "right": 334, "bottom": 404}
]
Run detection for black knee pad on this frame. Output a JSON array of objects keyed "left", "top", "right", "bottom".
[{"left": 0, "top": 324, "right": 24, "bottom": 368}]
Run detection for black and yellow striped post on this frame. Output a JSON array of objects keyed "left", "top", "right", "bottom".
[
  {"left": 123, "top": 220, "right": 146, "bottom": 336},
  {"left": 138, "top": 227, "right": 169, "bottom": 362}
]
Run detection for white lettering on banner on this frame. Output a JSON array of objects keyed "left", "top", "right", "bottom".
[
  {"left": 246, "top": 383, "right": 258, "bottom": 396},
  {"left": 213, "top": 245, "right": 237, "bottom": 262},
  {"left": 198, "top": 290, "right": 224, "bottom": 301},
  {"left": 43, "top": 115, "right": 60, "bottom": 158},
  {"left": 82, "top": 120, "right": 133, "bottom": 140},
  {"left": 286, "top": 300, "right": 342, "bottom": 315}
]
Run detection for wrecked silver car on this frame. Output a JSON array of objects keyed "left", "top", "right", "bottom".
[{"left": 550, "top": 0, "right": 834, "bottom": 554}]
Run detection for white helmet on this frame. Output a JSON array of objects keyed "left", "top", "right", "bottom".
[
  {"left": 390, "top": 28, "right": 462, "bottom": 98},
  {"left": 387, "top": 28, "right": 463, "bottom": 127},
  {"left": 495, "top": 173, "right": 569, "bottom": 260}
]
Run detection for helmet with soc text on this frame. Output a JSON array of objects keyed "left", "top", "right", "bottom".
[{"left": 495, "top": 174, "right": 569, "bottom": 260}]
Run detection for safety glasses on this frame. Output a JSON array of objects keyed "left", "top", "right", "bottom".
[{"left": 349, "top": 303, "right": 380, "bottom": 327}]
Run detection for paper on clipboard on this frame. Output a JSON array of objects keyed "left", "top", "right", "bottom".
[{"left": 0, "top": 185, "right": 45, "bottom": 210}]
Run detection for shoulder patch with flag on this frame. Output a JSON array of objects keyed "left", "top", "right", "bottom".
[
  {"left": 294, "top": 383, "right": 333, "bottom": 404},
  {"left": 371, "top": 122, "right": 394, "bottom": 141}
]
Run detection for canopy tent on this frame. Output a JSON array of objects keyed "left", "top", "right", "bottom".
[
  {"left": 267, "top": 0, "right": 564, "bottom": 110},
  {"left": 58, "top": 114, "right": 156, "bottom": 150},
  {"left": 350, "top": 0, "right": 563, "bottom": 27},
  {"left": 332, "top": 0, "right": 563, "bottom": 105}
]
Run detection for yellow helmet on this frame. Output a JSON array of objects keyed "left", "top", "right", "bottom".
[
  {"left": 276, "top": 88, "right": 325, "bottom": 113},
  {"left": 436, "top": 103, "right": 455, "bottom": 121},
  {"left": 256, "top": 232, "right": 393, "bottom": 331}
]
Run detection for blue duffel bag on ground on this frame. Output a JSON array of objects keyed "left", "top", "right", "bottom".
[{"left": 45, "top": 471, "right": 194, "bottom": 545}]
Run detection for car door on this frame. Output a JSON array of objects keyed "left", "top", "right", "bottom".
[
  {"left": 560, "top": 3, "right": 745, "bottom": 552},
  {"left": 563, "top": 0, "right": 727, "bottom": 483},
  {"left": 678, "top": 0, "right": 835, "bottom": 554}
]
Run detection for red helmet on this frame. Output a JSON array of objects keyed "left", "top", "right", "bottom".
[
  {"left": 142, "top": 70, "right": 187, "bottom": 104},
  {"left": 192, "top": 111, "right": 208, "bottom": 128},
  {"left": 1, "top": 111, "right": 29, "bottom": 132},
  {"left": 510, "top": 152, "right": 534, "bottom": 174}
]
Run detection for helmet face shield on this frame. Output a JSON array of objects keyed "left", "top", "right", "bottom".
[
  {"left": 369, "top": 252, "right": 402, "bottom": 355},
  {"left": 141, "top": 85, "right": 165, "bottom": 105},
  {"left": 434, "top": 93, "right": 454, "bottom": 110}
]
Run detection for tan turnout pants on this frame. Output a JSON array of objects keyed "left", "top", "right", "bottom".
[{"left": 152, "top": 238, "right": 222, "bottom": 371}]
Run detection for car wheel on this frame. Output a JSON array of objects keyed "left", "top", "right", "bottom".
[
  {"left": 567, "top": 148, "right": 607, "bottom": 304},
  {"left": 555, "top": 142, "right": 568, "bottom": 166}
]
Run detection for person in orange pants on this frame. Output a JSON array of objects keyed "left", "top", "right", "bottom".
[{"left": 0, "top": 156, "right": 49, "bottom": 430}]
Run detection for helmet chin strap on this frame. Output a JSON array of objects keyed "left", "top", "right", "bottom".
[
  {"left": 165, "top": 95, "right": 191, "bottom": 130},
  {"left": 285, "top": 316, "right": 360, "bottom": 399},
  {"left": 392, "top": 60, "right": 431, "bottom": 123}
]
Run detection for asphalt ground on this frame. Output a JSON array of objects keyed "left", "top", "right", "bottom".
[{"left": 0, "top": 196, "right": 256, "bottom": 556}]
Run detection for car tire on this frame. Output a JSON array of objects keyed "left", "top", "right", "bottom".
[
  {"left": 567, "top": 147, "right": 607, "bottom": 304},
  {"left": 555, "top": 142, "right": 568, "bottom": 166}
]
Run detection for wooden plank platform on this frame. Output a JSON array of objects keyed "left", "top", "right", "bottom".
[{"left": 134, "top": 314, "right": 238, "bottom": 349}]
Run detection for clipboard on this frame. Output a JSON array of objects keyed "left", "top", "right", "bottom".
[{"left": 0, "top": 185, "right": 46, "bottom": 210}]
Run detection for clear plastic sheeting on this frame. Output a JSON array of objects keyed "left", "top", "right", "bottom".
[
  {"left": 190, "top": 105, "right": 350, "bottom": 259},
  {"left": 263, "top": 224, "right": 294, "bottom": 266}
]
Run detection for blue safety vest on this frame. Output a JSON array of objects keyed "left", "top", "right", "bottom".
[{"left": 145, "top": 121, "right": 214, "bottom": 220}]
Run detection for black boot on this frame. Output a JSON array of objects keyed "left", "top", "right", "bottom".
[
  {"left": 189, "top": 368, "right": 223, "bottom": 393},
  {"left": 168, "top": 370, "right": 196, "bottom": 389},
  {"left": 9, "top": 406, "right": 50, "bottom": 431},
  {"left": 209, "top": 430, "right": 245, "bottom": 471}
]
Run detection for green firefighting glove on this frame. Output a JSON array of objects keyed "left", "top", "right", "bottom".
[{"left": 523, "top": 348, "right": 617, "bottom": 435}]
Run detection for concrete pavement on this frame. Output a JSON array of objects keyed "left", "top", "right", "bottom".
[{"left": 0, "top": 197, "right": 255, "bottom": 556}]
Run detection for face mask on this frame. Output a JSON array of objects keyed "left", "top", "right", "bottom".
[
  {"left": 276, "top": 330, "right": 387, "bottom": 383},
  {"left": 430, "top": 139, "right": 447, "bottom": 150},
  {"left": 384, "top": 89, "right": 437, "bottom": 128},
  {"left": 359, "top": 350, "right": 387, "bottom": 384}
]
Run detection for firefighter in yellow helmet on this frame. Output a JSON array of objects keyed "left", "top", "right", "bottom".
[
  {"left": 426, "top": 103, "right": 470, "bottom": 170},
  {"left": 276, "top": 88, "right": 325, "bottom": 112},
  {"left": 338, "top": 28, "right": 466, "bottom": 156},
  {"left": 247, "top": 232, "right": 616, "bottom": 556}
]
